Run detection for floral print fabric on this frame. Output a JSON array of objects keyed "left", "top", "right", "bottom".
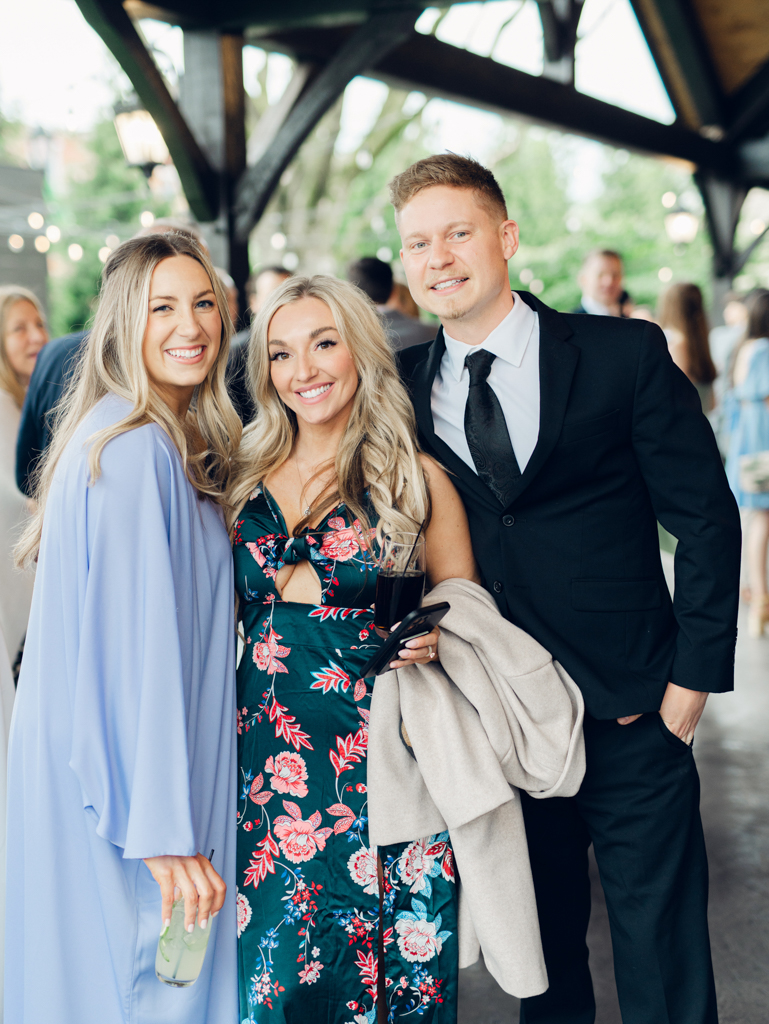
[{"left": 234, "top": 487, "right": 458, "bottom": 1023}]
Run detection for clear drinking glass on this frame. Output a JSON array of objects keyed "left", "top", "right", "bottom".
[
  {"left": 374, "top": 533, "right": 426, "bottom": 636},
  {"left": 155, "top": 898, "right": 213, "bottom": 987}
]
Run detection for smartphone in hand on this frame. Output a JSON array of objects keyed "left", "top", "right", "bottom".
[{"left": 359, "top": 602, "right": 450, "bottom": 679}]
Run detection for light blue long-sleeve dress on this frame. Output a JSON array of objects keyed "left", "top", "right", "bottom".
[
  {"left": 5, "top": 394, "right": 238, "bottom": 1023},
  {"left": 725, "top": 337, "right": 769, "bottom": 509}
]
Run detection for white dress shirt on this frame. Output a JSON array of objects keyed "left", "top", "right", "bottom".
[
  {"left": 431, "top": 293, "right": 540, "bottom": 474},
  {"left": 580, "top": 294, "right": 613, "bottom": 316}
]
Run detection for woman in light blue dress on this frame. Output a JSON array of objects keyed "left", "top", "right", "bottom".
[
  {"left": 725, "top": 289, "right": 769, "bottom": 637},
  {"left": 6, "top": 232, "right": 242, "bottom": 1023}
]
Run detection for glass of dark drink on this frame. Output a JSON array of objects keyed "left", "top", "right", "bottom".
[{"left": 374, "top": 533, "right": 426, "bottom": 636}]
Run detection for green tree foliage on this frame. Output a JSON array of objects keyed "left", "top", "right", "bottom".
[{"left": 0, "top": 109, "right": 24, "bottom": 165}]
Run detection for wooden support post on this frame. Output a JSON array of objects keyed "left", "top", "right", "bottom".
[
  {"left": 536, "top": 0, "right": 584, "bottom": 86},
  {"left": 695, "top": 172, "right": 747, "bottom": 324},
  {"left": 179, "top": 30, "right": 249, "bottom": 310},
  {"left": 75, "top": 0, "right": 218, "bottom": 221},
  {"left": 221, "top": 34, "right": 249, "bottom": 313}
]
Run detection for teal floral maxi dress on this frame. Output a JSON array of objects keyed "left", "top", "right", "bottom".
[{"left": 234, "top": 486, "right": 458, "bottom": 1024}]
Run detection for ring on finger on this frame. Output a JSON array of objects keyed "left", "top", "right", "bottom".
[{"left": 426, "top": 645, "right": 433, "bottom": 659}]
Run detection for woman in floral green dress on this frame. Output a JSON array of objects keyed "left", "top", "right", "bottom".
[{"left": 229, "top": 276, "right": 479, "bottom": 1024}]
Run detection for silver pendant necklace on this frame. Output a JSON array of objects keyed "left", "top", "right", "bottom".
[{"left": 294, "top": 458, "right": 313, "bottom": 518}]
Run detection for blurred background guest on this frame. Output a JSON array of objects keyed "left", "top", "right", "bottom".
[
  {"left": 573, "top": 248, "right": 625, "bottom": 316},
  {"left": 227, "top": 265, "right": 293, "bottom": 425},
  {"left": 250, "top": 265, "right": 292, "bottom": 314},
  {"left": 619, "top": 288, "right": 635, "bottom": 318},
  {"left": 725, "top": 290, "right": 769, "bottom": 637},
  {"left": 658, "top": 282, "right": 717, "bottom": 413},
  {"left": 347, "top": 255, "right": 435, "bottom": 350},
  {"left": 0, "top": 286, "right": 48, "bottom": 677},
  {"left": 710, "top": 291, "right": 749, "bottom": 376}
]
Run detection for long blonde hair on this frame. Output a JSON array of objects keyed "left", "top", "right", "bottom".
[
  {"left": 17, "top": 231, "right": 242, "bottom": 567},
  {"left": 0, "top": 285, "right": 47, "bottom": 408},
  {"left": 229, "top": 275, "right": 430, "bottom": 540}
]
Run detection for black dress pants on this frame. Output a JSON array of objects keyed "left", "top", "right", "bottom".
[{"left": 519, "top": 712, "right": 717, "bottom": 1024}]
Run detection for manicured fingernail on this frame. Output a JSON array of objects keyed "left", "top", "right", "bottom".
[
  {"left": 187, "top": 923, "right": 195, "bottom": 933},
  {"left": 213, "top": 911, "right": 220, "bottom": 918},
  {"left": 163, "top": 918, "right": 171, "bottom": 929},
  {"left": 199, "top": 917, "right": 208, "bottom": 930}
]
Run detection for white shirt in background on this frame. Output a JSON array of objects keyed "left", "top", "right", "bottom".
[
  {"left": 580, "top": 294, "right": 614, "bottom": 316},
  {"left": 431, "top": 293, "right": 540, "bottom": 474}
]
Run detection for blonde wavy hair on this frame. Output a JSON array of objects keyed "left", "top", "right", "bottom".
[
  {"left": 0, "top": 285, "right": 48, "bottom": 408},
  {"left": 229, "top": 275, "right": 430, "bottom": 540},
  {"left": 17, "top": 231, "right": 242, "bottom": 567}
]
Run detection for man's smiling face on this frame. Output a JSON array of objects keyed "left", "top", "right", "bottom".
[{"left": 397, "top": 185, "right": 519, "bottom": 327}]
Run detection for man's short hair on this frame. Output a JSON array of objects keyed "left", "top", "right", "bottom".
[
  {"left": 581, "top": 248, "right": 623, "bottom": 269},
  {"left": 388, "top": 153, "right": 508, "bottom": 222},
  {"left": 246, "top": 265, "right": 292, "bottom": 295},
  {"left": 347, "top": 257, "right": 393, "bottom": 305}
]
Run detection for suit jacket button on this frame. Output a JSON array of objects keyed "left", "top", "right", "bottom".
[
  {"left": 493, "top": 580, "right": 504, "bottom": 593},
  {"left": 502, "top": 515, "right": 515, "bottom": 526}
]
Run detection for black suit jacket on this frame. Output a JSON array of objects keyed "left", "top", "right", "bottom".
[
  {"left": 399, "top": 292, "right": 741, "bottom": 718},
  {"left": 16, "top": 331, "right": 86, "bottom": 496}
]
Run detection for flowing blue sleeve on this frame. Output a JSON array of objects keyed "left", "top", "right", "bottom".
[{"left": 68, "top": 423, "right": 198, "bottom": 860}]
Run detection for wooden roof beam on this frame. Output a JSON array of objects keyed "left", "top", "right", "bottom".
[
  {"left": 725, "top": 58, "right": 769, "bottom": 144},
  {"left": 628, "top": 0, "right": 724, "bottom": 134},
  {"left": 259, "top": 25, "right": 736, "bottom": 176},
  {"left": 75, "top": 0, "right": 219, "bottom": 221}
]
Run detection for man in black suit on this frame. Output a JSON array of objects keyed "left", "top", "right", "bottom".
[{"left": 390, "top": 154, "right": 740, "bottom": 1024}]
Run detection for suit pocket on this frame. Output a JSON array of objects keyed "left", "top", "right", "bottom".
[
  {"left": 558, "top": 409, "right": 619, "bottom": 445},
  {"left": 657, "top": 713, "right": 692, "bottom": 752},
  {"left": 571, "top": 578, "right": 662, "bottom": 612}
]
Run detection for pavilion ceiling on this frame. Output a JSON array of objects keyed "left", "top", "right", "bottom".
[{"left": 77, "top": 0, "right": 769, "bottom": 285}]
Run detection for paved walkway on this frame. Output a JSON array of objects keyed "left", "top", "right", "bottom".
[{"left": 457, "top": 594, "right": 769, "bottom": 1023}]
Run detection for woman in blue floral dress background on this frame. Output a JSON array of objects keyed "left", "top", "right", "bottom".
[{"left": 228, "top": 276, "right": 479, "bottom": 1023}]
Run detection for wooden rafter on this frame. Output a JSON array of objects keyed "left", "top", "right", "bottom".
[
  {"left": 75, "top": 0, "right": 219, "bottom": 221},
  {"left": 234, "top": 8, "right": 419, "bottom": 240},
  {"left": 257, "top": 24, "right": 737, "bottom": 177},
  {"left": 628, "top": 0, "right": 724, "bottom": 132}
]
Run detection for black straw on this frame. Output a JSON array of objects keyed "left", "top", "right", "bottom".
[{"left": 404, "top": 521, "right": 425, "bottom": 576}]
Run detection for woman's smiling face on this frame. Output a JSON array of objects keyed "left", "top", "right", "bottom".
[
  {"left": 267, "top": 297, "right": 358, "bottom": 431},
  {"left": 4, "top": 299, "right": 48, "bottom": 385},
  {"left": 141, "top": 254, "right": 222, "bottom": 416}
]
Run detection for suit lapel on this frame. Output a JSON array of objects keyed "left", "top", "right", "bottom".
[
  {"left": 504, "top": 293, "right": 579, "bottom": 508},
  {"left": 409, "top": 328, "right": 503, "bottom": 514}
]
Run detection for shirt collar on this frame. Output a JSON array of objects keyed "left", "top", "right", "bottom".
[
  {"left": 442, "top": 292, "right": 537, "bottom": 382},
  {"left": 580, "top": 294, "right": 612, "bottom": 316}
]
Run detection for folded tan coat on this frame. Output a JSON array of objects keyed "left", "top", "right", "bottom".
[{"left": 367, "top": 577, "right": 586, "bottom": 999}]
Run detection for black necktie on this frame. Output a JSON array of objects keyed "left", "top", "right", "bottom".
[{"left": 464, "top": 349, "right": 520, "bottom": 506}]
